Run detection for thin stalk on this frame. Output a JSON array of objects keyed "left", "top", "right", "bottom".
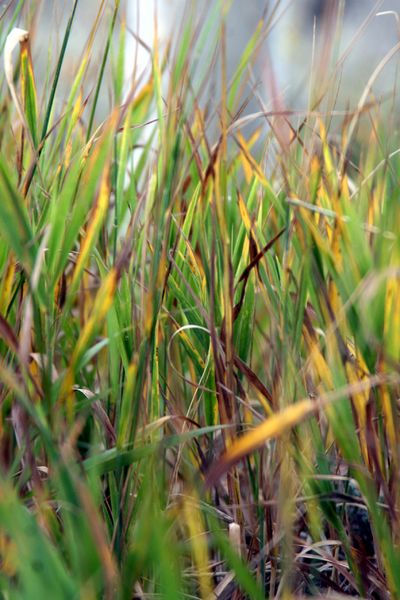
[
  {"left": 40, "top": 0, "right": 79, "bottom": 141},
  {"left": 21, "top": 0, "right": 79, "bottom": 197},
  {"left": 86, "top": 0, "right": 121, "bottom": 141}
]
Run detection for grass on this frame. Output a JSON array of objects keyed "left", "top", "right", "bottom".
[{"left": 0, "top": 1, "right": 399, "bottom": 598}]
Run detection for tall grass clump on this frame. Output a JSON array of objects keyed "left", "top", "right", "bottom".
[{"left": 0, "top": 1, "right": 399, "bottom": 598}]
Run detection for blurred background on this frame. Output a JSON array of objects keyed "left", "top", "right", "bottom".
[
  {"left": 125, "top": 0, "right": 400, "bottom": 104},
  {"left": 2, "top": 1, "right": 399, "bottom": 124}
]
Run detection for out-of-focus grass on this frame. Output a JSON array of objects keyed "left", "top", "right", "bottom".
[{"left": 0, "top": 1, "right": 399, "bottom": 598}]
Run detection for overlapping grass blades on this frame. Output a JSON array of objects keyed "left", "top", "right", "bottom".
[{"left": 0, "top": 1, "right": 399, "bottom": 598}]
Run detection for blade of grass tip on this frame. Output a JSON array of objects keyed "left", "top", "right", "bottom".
[
  {"left": 4, "top": 28, "right": 33, "bottom": 147},
  {"left": 340, "top": 40, "right": 400, "bottom": 173},
  {"left": 69, "top": 164, "right": 111, "bottom": 294},
  {"left": 206, "top": 375, "right": 397, "bottom": 486},
  {"left": 21, "top": 0, "right": 79, "bottom": 197},
  {"left": 4, "top": 27, "right": 48, "bottom": 198},
  {"left": 40, "top": 0, "right": 79, "bottom": 142},
  {"left": 20, "top": 33, "right": 38, "bottom": 148},
  {"left": 86, "top": 0, "right": 121, "bottom": 141},
  {"left": 43, "top": 0, "right": 107, "bottom": 169}
]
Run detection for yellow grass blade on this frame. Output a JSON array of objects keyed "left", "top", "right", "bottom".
[
  {"left": 0, "top": 258, "right": 16, "bottom": 315},
  {"left": 72, "top": 267, "right": 118, "bottom": 368},
  {"left": 61, "top": 268, "right": 118, "bottom": 418},
  {"left": 237, "top": 190, "right": 253, "bottom": 234},
  {"left": 70, "top": 166, "right": 111, "bottom": 291},
  {"left": 209, "top": 398, "right": 317, "bottom": 481},
  {"left": 345, "top": 360, "right": 370, "bottom": 468},
  {"left": 236, "top": 129, "right": 261, "bottom": 184},
  {"left": 207, "top": 374, "right": 397, "bottom": 486},
  {"left": 183, "top": 494, "right": 213, "bottom": 599}
]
